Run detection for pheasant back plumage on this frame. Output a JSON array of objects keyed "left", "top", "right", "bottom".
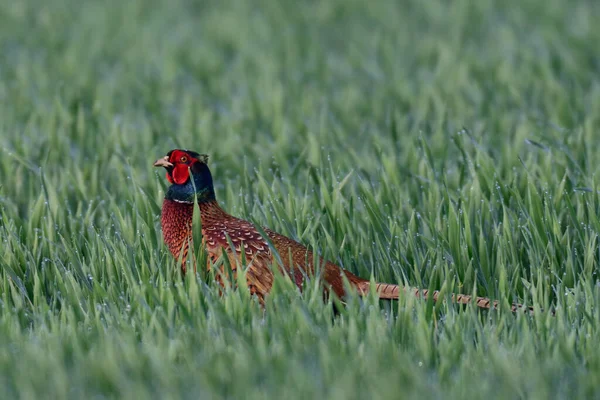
[
  {"left": 261, "top": 228, "right": 371, "bottom": 298},
  {"left": 196, "top": 200, "right": 373, "bottom": 301},
  {"left": 198, "top": 200, "right": 276, "bottom": 300}
]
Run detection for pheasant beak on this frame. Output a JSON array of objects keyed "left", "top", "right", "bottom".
[{"left": 153, "top": 156, "right": 173, "bottom": 168}]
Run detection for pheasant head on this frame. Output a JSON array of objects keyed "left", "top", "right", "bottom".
[{"left": 154, "top": 149, "right": 214, "bottom": 203}]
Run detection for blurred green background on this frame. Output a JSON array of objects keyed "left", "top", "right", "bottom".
[{"left": 1, "top": 0, "right": 599, "bottom": 398}]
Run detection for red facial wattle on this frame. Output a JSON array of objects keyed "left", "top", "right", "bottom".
[
  {"left": 162, "top": 150, "right": 195, "bottom": 185},
  {"left": 170, "top": 163, "right": 190, "bottom": 184}
]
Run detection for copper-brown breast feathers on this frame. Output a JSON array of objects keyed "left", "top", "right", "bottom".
[{"left": 161, "top": 199, "right": 194, "bottom": 264}]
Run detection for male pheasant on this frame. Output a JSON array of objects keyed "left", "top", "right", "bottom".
[{"left": 154, "top": 149, "right": 531, "bottom": 313}]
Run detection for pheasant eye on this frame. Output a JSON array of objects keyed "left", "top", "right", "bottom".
[{"left": 180, "top": 156, "right": 188, "bottom": 163}]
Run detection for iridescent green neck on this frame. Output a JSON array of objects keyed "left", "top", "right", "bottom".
[{"left": 165, "top": 163, "right": 216, "bottom": 204}]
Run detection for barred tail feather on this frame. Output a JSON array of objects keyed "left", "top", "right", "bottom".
[
  {"left": 367, "top": 282, "right": 537, "bottom": 314},
  {"left": 373, "top": 283, "right": 400, "bottom": 299}
]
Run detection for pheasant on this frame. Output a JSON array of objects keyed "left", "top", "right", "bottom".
[{"left": 154, "top": 149, "right": 532, "bottom": 313}]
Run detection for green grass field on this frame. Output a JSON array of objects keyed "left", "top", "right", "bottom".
[{"left": 1, "top": 0, "right": 600, "bottom": 398}]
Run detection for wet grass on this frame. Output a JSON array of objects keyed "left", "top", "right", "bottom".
[{"left": 1, "top": 0, "right": 600, "bottom": 398}]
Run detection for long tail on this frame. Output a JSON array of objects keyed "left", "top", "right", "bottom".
[{"left": 363, "top": 282, "right": 539, "bottom": 315}]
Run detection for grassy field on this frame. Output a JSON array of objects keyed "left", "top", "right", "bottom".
[{"left": 1, "top": 0, "right": 600, "bottom": 398}]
